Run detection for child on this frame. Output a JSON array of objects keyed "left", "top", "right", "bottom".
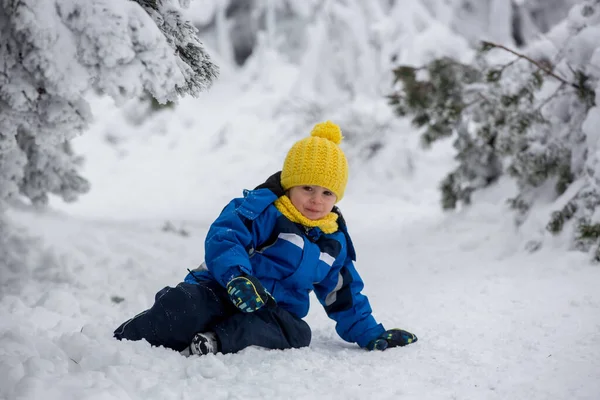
[{"left": 114, "top": 121, "right": 417, "bottom": 356}]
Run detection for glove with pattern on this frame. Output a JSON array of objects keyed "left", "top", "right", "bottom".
[
  {"left": 226, "top": 275, "right": 275, "bottom": 313},
  {"left": 366, "top": 329, "right": 418, "bottom": 351}
]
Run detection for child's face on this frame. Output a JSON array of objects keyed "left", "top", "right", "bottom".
[{"left": 288, "top": 185, "right": 337, "bottom": 220}]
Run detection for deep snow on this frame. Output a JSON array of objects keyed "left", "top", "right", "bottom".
[{"left": 3, "top": 181, "right": 600, "bottom": 399}]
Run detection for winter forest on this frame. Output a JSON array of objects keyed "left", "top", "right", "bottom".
[{"left": 1, "top": 0, "right": 599, "bottom": 399}]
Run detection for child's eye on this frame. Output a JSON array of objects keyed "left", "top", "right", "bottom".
[
  {"left": 303, "top": 186, "right": 313, "bottom": 192},
  {"left": 324, "top": 191, "right": 333, "bottom": 196}
]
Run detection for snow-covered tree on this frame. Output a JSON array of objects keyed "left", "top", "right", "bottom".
[
  {"left": 0, "top": 0, "right": 218, "bottom": 210},
  {"left": 0, "top": 0, "right": 218, "bottom": 270},
  {"left": 389, "top": 0, "right": 600, "bottom": 259},
  {"left": 388, "top": 56, "right": 504, "bottom": 209}
]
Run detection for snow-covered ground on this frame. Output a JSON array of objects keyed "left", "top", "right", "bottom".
[
  {"left": 2, "top": 3, "right": 600, "bottom": 398},
  {"left": 3, "top": 178, "right": 600, "bottom": 399}
]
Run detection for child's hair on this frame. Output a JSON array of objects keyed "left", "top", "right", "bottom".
[{"left": 281, "top": 121, "right": 348, "bottom": 201}]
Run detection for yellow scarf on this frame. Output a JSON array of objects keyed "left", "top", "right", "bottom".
[{"left": 274, "top": 195, "right": 339, "bottom": 234}]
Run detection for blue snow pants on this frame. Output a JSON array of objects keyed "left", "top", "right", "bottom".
[{"left": 113, "top": 281, "right": 312, "bottom": 354}]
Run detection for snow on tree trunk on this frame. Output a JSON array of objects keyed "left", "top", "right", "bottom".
[
  {"left": 264, "top": 0, "right": 276, "bottom": 49},
  {"left": 490, "top": 0, "right": 515, "bottom": 45},
  {"left": 225, "top": 0, "right": 258, "bottom": 66}
]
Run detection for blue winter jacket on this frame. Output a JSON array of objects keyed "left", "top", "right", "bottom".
[{"left": 184, "top": 173, "right": 385, "bottom": 348}]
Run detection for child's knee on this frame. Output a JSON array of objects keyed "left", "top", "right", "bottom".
[
  {"left": 154, "top": 283, "right": 199, "bottom": 306},
  {"left": 286, "top": 318, "right": 311, "bottom": 348},
  {"left": 152, "top": 285, "right": 191, "bottom": 316},
  {"left": 154, "top": 286, "right": 172, "bottom": 302},
  {"left": 153, "top": 282, "right": 226, "bottom": 318}
]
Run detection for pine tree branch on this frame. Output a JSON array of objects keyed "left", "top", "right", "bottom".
[
  {"left": 536, "top": 82, "right": 567, "bottom": 112},
  {"left": 481, "top": 40, "right": 580, "bottom": 90},
  {"left": 499, "top": 56, "right": 521, "bottom": 73}
]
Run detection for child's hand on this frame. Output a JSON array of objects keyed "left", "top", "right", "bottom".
[
  {"left": 366, "top": 329, "right": 418, "bottom": 351},
  {"left": 226, "top": 275, "right": 275, "bottom": 313}
]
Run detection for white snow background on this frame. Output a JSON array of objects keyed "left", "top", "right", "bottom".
[{"left": 2, "top": 2, "right": 600, "bottom": 400}]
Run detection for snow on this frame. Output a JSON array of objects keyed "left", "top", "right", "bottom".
[
  {"left": 4, "top": 177, "right": 600, "bottom": 399},
  {"left": 3, "top": 1, "right": 600, "bottom": 399}
]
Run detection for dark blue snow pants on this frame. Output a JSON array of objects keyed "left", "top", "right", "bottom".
[{"left": 113, "top": 281, "right": 311, "bottom": 354}]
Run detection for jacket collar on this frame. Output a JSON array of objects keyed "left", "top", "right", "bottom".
[{"left": 254, "top": 171, "right": 285, "bottom": 197}]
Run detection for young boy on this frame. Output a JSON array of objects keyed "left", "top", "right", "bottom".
[{"left": 114, "top": 121, "right": 417, "bottom": 356}]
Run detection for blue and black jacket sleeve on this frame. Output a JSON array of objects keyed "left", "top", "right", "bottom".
[
  {"left": 204, "top": 190, "right": 278, "bottom": 287},
  {"left": 204, "top": 172, "right": 282, "bottom": 287},
  {"left": 204, "top": 198, "right": 255, "bottom": 286}
]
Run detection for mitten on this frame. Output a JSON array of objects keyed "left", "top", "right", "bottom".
[
  {"left": 366, "top": 329, "right": 418, "bottom": 351},
  {"left": 226, "top": 275, "right": 275, "bottom": 313}
]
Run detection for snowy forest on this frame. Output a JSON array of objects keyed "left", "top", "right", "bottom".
[{"left": 1, "top": 1, "right": 599, "bottom": 399}]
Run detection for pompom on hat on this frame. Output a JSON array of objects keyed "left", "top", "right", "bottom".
[{"left": 281, "top": 121, "right": 348, "bottom": 202}]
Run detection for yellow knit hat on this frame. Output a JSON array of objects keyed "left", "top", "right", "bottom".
[{"left": 281, "top": 121, "right": 348, "bottom": 202}]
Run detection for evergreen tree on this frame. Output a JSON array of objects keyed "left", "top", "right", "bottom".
[
  {"left": 389, "top": 0, "right": 600, "bottom": 258},
  {"left": 0, "top": 0, "right": 218, "bottom": 269},
  {"left": 134, "top": 0, "right": 217, "bottom": 96},
  {"left": 0, "top": 0, "right": 218, "bottom": 210}
]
